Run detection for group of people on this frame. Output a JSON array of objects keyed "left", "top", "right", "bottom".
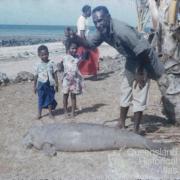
[
  {"left": 34, "top": 41, "right": 84, "bottom": 119},
  {"left": 33, "top": 5, "right": 165, "bottom": 134}
]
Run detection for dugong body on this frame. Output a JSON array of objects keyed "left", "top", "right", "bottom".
[{"left": 23, "top": 123, "right": 166, "bottom": 156}]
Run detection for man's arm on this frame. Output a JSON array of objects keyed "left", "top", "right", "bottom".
[
  {"left": 121, "top": 24, "right": 164, "bottom": 80},
  {"left": 65, "top": 28, "right": 103, "bottom": 49},
  {"left": 76, "top": 33, "right": 103, "bottom": 49}
]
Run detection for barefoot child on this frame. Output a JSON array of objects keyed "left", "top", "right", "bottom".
[
  {"left": 60, "top": 42, "right": 84, "bottom": 117},
  {"left": 34, "top": 45, "right": 58, "bottom": 119}
]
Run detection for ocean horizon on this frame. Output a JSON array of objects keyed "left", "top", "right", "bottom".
[{"left": 0, "top": 24, "right": 95, "bottom": 38}]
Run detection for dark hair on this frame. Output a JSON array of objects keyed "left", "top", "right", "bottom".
[
  {"left": 37, "top": 45, "right": 48, "bottom": 54},
  {"left": 82, "top": 5, "right": 91, "bottom": 13},
  {"left": 92, "top": 6, "right": 110, "bottom": 15},
  {"left": 66, "top": 40, "right": 78, "bottom": 51}
]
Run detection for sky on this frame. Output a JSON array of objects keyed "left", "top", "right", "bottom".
[{"left": 0, "top": 0, "right": 137, "bottom": 26}]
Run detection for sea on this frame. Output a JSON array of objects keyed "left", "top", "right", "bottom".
[{"left": 0, "top": 24, "right": 95, "bottom": 39}]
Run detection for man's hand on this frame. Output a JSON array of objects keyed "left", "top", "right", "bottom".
[{"left": 134, "top": 69, "right": 148, "bottom": 89}]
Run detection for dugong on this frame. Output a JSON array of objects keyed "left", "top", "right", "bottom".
[{"left": 22, "top": 123, "right": 169, "bottom": 156}]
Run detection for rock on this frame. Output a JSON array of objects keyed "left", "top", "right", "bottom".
[
  {"left": 23, "top": 51, "right": 29, "bottom": 56},
  {"left": 0, "top": 37, "right": 59, "bottom": 47},
  {"left": 99, "top": 55, "right": 125, "bottom": 73},
  {"left": 164, "top": 58, "right": 179, "bottom": 70},
  {"left": 161, "top": 95, "right": 180, "bottom": 125},
  {"left": 14, "top": 71, "right": 34, "bottom": 83},
  {"left": 167, "top": 64, "right": 180, "bottom": 75},
  {"left": 0, "top": 72, "right": 9, "bottom": 86},
  {"left": 166, "top": 75, "right": 180, "bottom": 95}
]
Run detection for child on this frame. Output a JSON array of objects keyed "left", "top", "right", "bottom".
[
  {"left": 64, "top": 27, "right": 99, "bottom": 78},
  {"left": 34, "top": 45, "right": 58, "bottom": 119},
  {"left": 60, "top": 42, "right": 84, "bottom": 118}
]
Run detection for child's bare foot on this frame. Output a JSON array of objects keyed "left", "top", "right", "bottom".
[
  {"left": 37, "top": 109, "right": 42, "bottom": 120},
  {"left": 70, "top": 114, "right": 75, "bottom": 118},
  {"left": 64, "top": 112, "right": 69, "bottom": 119},
  {"left": 70, "top": 112, "right": 76, "bottom": 118},
  {"left": 117, "top": 122, "right": 125, "bottom": 129},
  {"left": 36, "top": 114, "right": 42, "bottom": 120},
  {"left": 49, "top": 113, "right": 54, "bottom": 119},
  {"left": 133, "top": 128, "right": 146, "bottom": 136},
  {"left": 75, "top": 106, "right": 82, "bottom": 111}
]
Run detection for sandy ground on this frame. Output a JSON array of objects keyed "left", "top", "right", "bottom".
[{"left": 0, "top": 43, "right": 180, "bottom": 179}]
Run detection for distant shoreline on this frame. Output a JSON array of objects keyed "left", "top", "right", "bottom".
[
  {"left": 0, "top": 24, "right": 69, "bottom": 47},
  {"left": 0, "top": 35, "right": 62, "bottom": 47}
]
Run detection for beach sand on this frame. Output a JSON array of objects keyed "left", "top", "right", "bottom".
[{"left": 0, "top": 42, "right": 180, "bottom": 179}]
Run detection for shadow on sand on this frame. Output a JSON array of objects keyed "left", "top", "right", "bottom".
[
  {"left": 85, "top": 71, "right": 114, "bottom": 81},
  {"left": 77, "top": 103, "right": 107, "bottom": 115},
  {"left": 53, "top": 108, "right": 64, "bottom": 116},
  {"left": 102, "top": 114, "right": 173, "bottom": 134}
]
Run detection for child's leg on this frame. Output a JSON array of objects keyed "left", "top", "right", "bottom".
[
  {"left": 37, "top": 92, "right": 42, "bottom": 119},
  {"left": 119, "top": 107, "right": 129, "bottom": 128},
  {"left": 63, "top": 93, "right": 69, "bottom": 116},
  {"left": 48, "top": 105, "right": 54, "bottom": 119},
  {"left": 37, "top": 108, "right": 42, "bottom": 119},
  {"left": 74, "top": 94, "right": 77, "bottom": 109},
  {"left": 71, "top": 93, "right": 76, "bottom": 117}
]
